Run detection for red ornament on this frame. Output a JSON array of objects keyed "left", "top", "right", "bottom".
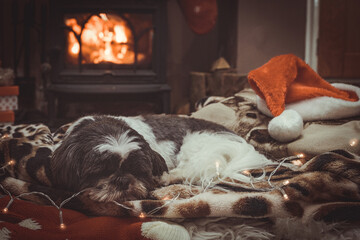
[{"left": 178, "top": 0, "right": 218, "bottom": 34}]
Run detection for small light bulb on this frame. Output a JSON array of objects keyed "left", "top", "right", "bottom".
[
  {"left": 283, "top": 180, "right": 290, "bottom": 185},
  {"left": 7, "top": 160, "right": 15, "bottom": 166},
  {"left": 60, "top": 223, "right": 66, "bottom": 230},
  {"left": 242, "top": 170, "right": 250, "bottom": 175},
  {"left": 283, "top": 194, "right": 289, "bottom": 200},
  {"left": 297, "top": 153, "right": 305, "bottom": 158},
  {"left": 162, "top": 196, "right": 171, "bottom": 201},
  {"left": 2, "top": 208, "right": 8, "bottom": 213},
  {"left": 349, "top": 138, "right": 358, "bottom": 147},
  {"left": 139, "top": 212, "right": 146, "bottom": 218},
  {"left": 215, "top": 161, "right": 220, "bottom": 176},
  {"left": 1, "top": 134, "right": 9, "bottom": 139}
]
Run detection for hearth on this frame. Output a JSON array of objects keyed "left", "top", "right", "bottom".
[{"left": 45, "top": 0, "right": 170, "bottom": 124}]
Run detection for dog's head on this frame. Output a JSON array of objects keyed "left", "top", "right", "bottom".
[
  {"left": 51, "top": 116, "right": 168, "bottom": 202},
  {"left": 86, "top": 137, "right": 169, "bottom": 202}
]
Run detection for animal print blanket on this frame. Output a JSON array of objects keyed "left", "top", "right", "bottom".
[
  {"left": 192, "top": 88, "right": 360, "bottom": 160},
  {"left": 1, "top": 85, "right": 360, "bottom": 239},
  {"left": 0, "top": 118, "right": 360, "bottom": 239}
]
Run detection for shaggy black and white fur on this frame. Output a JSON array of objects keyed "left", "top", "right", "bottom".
[{"left": 51, "top": 114, "right": 271, "bottom": 203}]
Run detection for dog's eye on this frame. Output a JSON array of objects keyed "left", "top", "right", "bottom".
[
  {"left": 121, "top": 157, "right": 151, "bottom": 177},
  {"left": 132, "top": 167, "right": 151, "bottom": 178},
  {"left": 96, "top": 184, "right": 107, "bottom": 189}
]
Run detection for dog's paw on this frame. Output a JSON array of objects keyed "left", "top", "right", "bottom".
[
  {"left": 159, "top": 171, "right": 184, "bottom": 186},
  {"left": 150, "top": 184, "right": 200, "bottom": 200}
]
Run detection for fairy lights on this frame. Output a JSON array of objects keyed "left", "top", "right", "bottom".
[
  {"left": 0, "top": 183, "right": 14, "bottom": 213},
  {"left": 213, "top": 154, "right": 305, "bottom": 201},
  {"left": 7, "top": 160, "right": 16, "bottom": 166},
  {"left": 215, "top": 161, "right": 220, "bottom": 176},
  {"left": 60, "top": 223, "right": 66, "bottom": 230},
  {"left": 297, "top": 153, "right": 305, "bottom": 158},
  {"left": 59, "top": 209, "right": 65, "bottom": 230},
  {"left": 162, "top": 196, "right": 171, "bottom": 201},
  {"left": 0, "top": 160, "right": 16, "bottom": 172},
  {"left": 0, "top": 160, "right": 16, "bottom": 176},
  {"left": 1, "top": 133, "right": 9, "bottom": 139},
  {"left": 283, "top": 193, "right": 289, "bottom": 200},
  {"left": 3, "top": 197, "right": 14, "bottom": 212},
  {"left": 0, "top": 152, "right": 305, "bottom": 224},
  {"left": 0, "top": 183, "right": 86, "bottom": 230},
  {"left": 115, "top": 192, "right": 181, "bottom": 218},
  {"left": 146, "top": 193, "right": 181, "bottom": 216},
  {"left": 349, "top": 138, "right": 358, "bottom": 147},
  {"left": 112, "top": 200, "right": 132, "bottom": 210},
  {"left": 288, "top": 153, "right": 305, "bottom": 166}
]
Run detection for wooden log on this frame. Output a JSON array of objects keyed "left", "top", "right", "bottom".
[
  {"left": 221, "top": 73, "right": 249, "bottom": 97},
  {"left": 189, "top": 70, "right": 249, "bottom": 112}
]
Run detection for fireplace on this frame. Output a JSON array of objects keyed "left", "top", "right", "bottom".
[
  {"left": 64, "top": 12, "right": 153, "bottom": 67},
  {"left": 45, "top": 0, "right": 170, "bottom": 124}
]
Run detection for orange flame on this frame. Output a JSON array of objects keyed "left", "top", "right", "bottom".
[{"left": 65, "top": 13, "right": 145, "bottom": 64}]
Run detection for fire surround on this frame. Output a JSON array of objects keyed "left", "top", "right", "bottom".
[{"left": 45, "top": 0, "right": 170, "bottom": 123}]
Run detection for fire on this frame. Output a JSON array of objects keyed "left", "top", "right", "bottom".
[
  {"left": 71, "top": 42, "right": 79, "bottom": 54},
  {"left": 114, "top": 25, "right": 127, "bottom": 43},
  {"left": 65, "top": 13, "right": 144, "bottom": 64}
]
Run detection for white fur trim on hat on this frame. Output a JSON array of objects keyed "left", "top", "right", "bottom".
[
  {"left": 268, "top": 110, "right": 303, "bottom": 142},
  {"left": 257, "top": 83, "right": 360, "bottom": 121}
]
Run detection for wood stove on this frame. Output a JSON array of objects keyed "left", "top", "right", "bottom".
[{"left": 45, "top": 0, "right": 170, "bottom": 123}]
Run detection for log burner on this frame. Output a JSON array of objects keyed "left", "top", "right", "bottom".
[{"left": 45, "top": 0, "right": 170, "bottom": 123}]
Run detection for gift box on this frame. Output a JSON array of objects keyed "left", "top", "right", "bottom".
[
  {"left": 0, "top": 110, "right": 15, "bottom": 123},
  {"left": 0, "top": 86, "right": 19, "bottom": 111}
]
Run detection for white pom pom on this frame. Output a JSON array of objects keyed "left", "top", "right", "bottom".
[
  {"left": 268, "top": 110, "right": 303, "bottom": 143},
  {"left": 141, "top": 221, "right": 190, "bottom": 240}
]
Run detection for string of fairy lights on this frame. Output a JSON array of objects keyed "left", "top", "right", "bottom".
[
  {"left": 0, "top": 152, "right": 309, "bottom": 228},
  {"left": 0, "top": 132, "right": 358, "bottom": 230}
]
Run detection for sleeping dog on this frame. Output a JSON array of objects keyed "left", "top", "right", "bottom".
[{"left": 51, "top": 114, "right": 270, "bottom": 203}]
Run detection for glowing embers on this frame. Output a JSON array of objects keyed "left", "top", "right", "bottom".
[{"left": 65, "top": 13, "right": 148, "bottom": 65}]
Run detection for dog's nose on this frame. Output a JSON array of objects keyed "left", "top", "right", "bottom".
[{"left": 116, "top": 177, "right": 131, "bottom": 190}]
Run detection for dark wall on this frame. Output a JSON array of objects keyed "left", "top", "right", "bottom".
[
  {"left": 166, "top": 0, "right": 219, "bottom": 111},
  {"left": 236, "top": 0, "right": 307, "bottom": 73}
]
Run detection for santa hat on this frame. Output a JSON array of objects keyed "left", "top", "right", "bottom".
[{"left": 248, "top": 54, "right": 360, "bottom": 142}]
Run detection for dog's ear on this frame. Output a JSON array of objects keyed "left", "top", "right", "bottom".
[
  {"left": 149, "top": 150, "right": 168, "bottom": 176},
  {"left": 130, "top": 129, "right": 168, "bottom": 176}
]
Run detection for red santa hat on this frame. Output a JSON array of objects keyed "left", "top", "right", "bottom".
[{"left": 248, "top": 54, "right": 360, "bottom": 142}]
